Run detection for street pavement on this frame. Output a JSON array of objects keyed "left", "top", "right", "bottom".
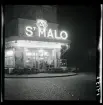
[
  {"left": 5, "top": 72, "right": 77, "bottom": 78},
  {"left": 4, "top": 72, "right": 96, "bottom": 100}
]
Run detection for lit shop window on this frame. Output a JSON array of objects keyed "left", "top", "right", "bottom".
[
  {"left": 24, "top": 48, "right": 29, "bottom": 52},
  {"left": 39, "top": 49, "right": 44, "bottom": 53},
  {"left": 6, "top": 50, "right": 14, "bottom": 56},
  {"left": 38, "top": 49, "right": 44, "bottom": 56},
  {"left": 32, "top": 53, "right": 36, "bottom": 56},
  {"left": 35, "top": 53, "right": 38, "bottom": 56},
  {"left": 39, "top": 53, "right": 43, "bottom": 57},
  {"left": 5, "top": 50, "right": 14, "bottom": 67},
  {"left": 26, "top": 52, "right": 32, "bottom": 56},
  {"left": 5, "top": 57, "right": 14, "bottom": 66},
  {"left": 26, "top": 60, "right": 29, "bottom": 63},
  {"left": 26, "top": 57, "right": 32, "bottom": 63},
  {"left": 44, "top": 51, "right": 49, "bottom": 56}
]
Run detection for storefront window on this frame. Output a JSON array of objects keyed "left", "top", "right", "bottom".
[
  {"left": 5, "top": 49, "right": 14, "bottom": 68},
  {"left": 5, "top": 57, "right": 14, "bottom": 67},
  {"left": 32, "top": 52, "right": 36, "bottom": 56},
  {"left": 26, "top": 52, "right": 32, "bottom": 56},
  {"left": 44, "top": 51, "right": 49, "bottom": 56},
  {"left": 23, "top": 48, "right": 55, "bottom": 69}
]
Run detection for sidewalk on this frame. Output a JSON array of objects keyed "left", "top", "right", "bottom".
[{"left": 5, "top": 72, "right": 77, "bottom": 78}]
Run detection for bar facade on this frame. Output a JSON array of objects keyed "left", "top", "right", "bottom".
[{"left": 5, "top": 6, "right": 71, "bottom": 73}]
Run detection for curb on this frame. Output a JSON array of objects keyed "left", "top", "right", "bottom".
[{"left": 5, "top": 73, "right": 78, "bottom": 78}]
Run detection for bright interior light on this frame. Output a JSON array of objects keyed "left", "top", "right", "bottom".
[
  {"left": 44, "top": 51, "right": 48, "bottom": 56},
  {"left": 24, "top": 48, "right": 29, "bottom": 51},
  {"left": 35, "top": 53, "right": 38, "bottom": 56},
  {"left": 26, "top": 52, "right": 32, "bottom": 56},
  {"left": 16, "top": 40, "right": 68, "bottom": 49},
  {"left": 39, "top": 49, "right": 44, "bottom": 53},
  {"left": 39, "top": 53, "right": 43, "bottom": 56},
  {"left": 26, "top": 60, "right": 29, "bottom": 62},
  {"left": 6, "top": 50, "right": 14, "bottom": 56},
  {"left": 38, "top": 49, "right": 44, "bottom": 56},
  {"left": 32, "top": 53, "right": 36, "bottom": 56}
]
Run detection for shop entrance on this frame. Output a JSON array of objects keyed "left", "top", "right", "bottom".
[
  {"left": 32, "top": 48, "right": 54, "bottom": 72},
  {"left": 24, "top": 48, "right": 55, "bottom": 72}
]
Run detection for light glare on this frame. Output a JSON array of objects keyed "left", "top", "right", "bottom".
[
  {"left": 6, "top": 50, "right": 14, "bottom": 56},
  {"left": 60, "top": 31, "right": 68, "bottom": 40},
  {"left": 16, "top": 40, "right": 66, "bottom": 48},
  {"left": 26, "top": 52, "right": 32, "bottom": 56}
]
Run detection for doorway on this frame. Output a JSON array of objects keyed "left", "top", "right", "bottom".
[
  {"left": 35, "top": 48, "right": 54, "bottom": 72},
  {"left": 24, "top": 48, "right": 54, "bottom": 72}
]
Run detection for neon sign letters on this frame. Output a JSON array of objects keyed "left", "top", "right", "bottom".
[
  {"left": 36, "top": 19, "right": 48, "bottom": 37},
  {"left": 25, "top": 19, "right": 68, "bottom": 40}
]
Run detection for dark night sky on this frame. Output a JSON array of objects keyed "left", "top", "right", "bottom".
[
  {"left": 4, "top": 5, "right": 98, "bottom": 67},
  {"left": 57, "top": 5, "right": 98, "bottom": 68},
  {"left": 57, "top": 5, "right": 97, "bottom": 51}
]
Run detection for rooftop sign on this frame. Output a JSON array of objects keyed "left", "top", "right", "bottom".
[
  {"left": 25, "top": 19, "right": 68, "bottom": 40},
  {"left": 18, "top": 18, "right": 69, "bottom": 43}
]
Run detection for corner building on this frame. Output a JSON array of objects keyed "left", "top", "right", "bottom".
[{"left": 5, "top": 5, "right": 71, "bottom": 73}]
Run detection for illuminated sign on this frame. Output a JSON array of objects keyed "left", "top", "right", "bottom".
[
  {"left": 36, "top": 19, "right": 48, "bottom": 37},
  {"left": 25, "top": 19, "right": 68, "bottom": 40}
]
